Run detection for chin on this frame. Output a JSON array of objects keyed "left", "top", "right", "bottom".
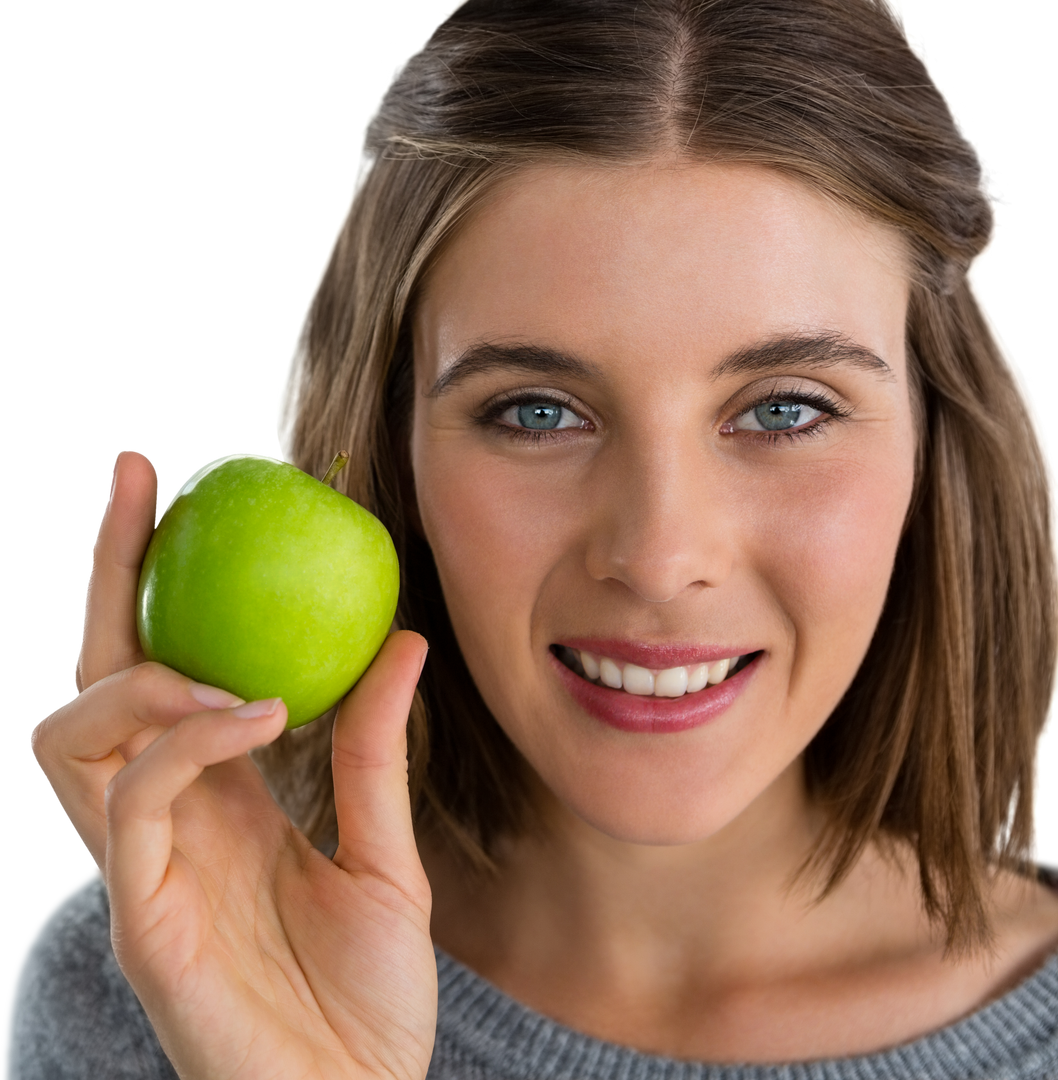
[{"left": 529, "top": 760, "right": 777, "bottom": 851}]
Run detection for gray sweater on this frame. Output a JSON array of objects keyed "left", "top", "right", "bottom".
[{"left": 10, "top": 879, "right": 1058, "bottom": 1079}]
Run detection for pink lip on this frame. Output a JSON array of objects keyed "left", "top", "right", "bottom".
[
  {"left": 548, "top": 649, "right": 761, "bottom": 734},
  {"left": 557, "top": 638, "right": 756, "bottom": 669}
]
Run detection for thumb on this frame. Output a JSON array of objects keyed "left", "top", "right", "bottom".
[{"left": 331, "top": 630, "right": 428, "bottom": 883}]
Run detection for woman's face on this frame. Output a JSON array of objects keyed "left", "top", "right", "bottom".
[{"left": 411, "top": 162, "right": 915, "bottom": 844}]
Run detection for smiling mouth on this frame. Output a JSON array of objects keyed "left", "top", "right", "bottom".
[{"left": 551, "top": 645, "right": 758, "bottom": 699}]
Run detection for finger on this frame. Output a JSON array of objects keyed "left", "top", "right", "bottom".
[
  {"left": 105, "top": 698, "right": 287, "bottom": 914},
  {"left": 41, "top": 663, "right": 244, "bottom": 767},
  {"left": 77, "top": 452, "right": 157, "bottom": 691},
  {"left": 332, "top": 631, "right": 428, "bottom": 882},
  {"left": 34, "top": 664, "right": 244, "bottom": 863}
]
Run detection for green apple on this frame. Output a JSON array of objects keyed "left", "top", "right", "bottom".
[{"left": 136, "top": 455, "right": 399, "bottom": 727}]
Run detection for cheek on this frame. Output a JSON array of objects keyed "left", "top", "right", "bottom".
[
  {"left": 414, "top": 446, "right": 577, "bottom": 664},
  {"left": 744, "top": 442, "right": 915, "bottom": 698}
]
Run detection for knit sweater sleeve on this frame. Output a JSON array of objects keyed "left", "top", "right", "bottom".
[
  {"left": 11, "top": 877, "right": 1058, "bottom": 1080},
  {"left": 2, "top": 868, "right": 178, "bottom": 1080}
]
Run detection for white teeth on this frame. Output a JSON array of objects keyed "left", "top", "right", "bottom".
[
  {"left": 574, "top": 650, "right": 745, "bottom": 697},
  {"left": 686, "top": 664, "right": 710, "bottom": 693},
  {"left": 655, "top": 666, "right": 689, "bottom": 697},
  {"left": 599, "top": 657, "right": 623, "bottom": 689},
  {"left": 623, "top": 664, "right": 655, "bottom": 695}
]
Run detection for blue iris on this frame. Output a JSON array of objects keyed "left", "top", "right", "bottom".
[
  {"left": 517, "top": 403, "right": 563, "bottom": 430},
  {"left": 754, "top": 402, "right": 802, "bottom": 431}
]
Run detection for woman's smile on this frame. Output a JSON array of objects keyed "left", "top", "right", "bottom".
[
  {"left": 411, "top": 159, "right": 915, "bottom": 843},
  {"left": 551, "top": 641, "right": 755, "bottom": 696},
  {"left": 549, "top": 643, "right": 762, "bottom": 733}
]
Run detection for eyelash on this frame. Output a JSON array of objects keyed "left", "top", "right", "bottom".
[{"left": 473, "top": 387, "right": 849, "bottom": 445}]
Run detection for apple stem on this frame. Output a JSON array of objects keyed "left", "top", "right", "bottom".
[{"left": 321, "top": 451, "right": 350, "bottom": 487}]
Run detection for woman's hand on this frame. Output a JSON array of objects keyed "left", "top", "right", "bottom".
[{"left": 33, "top": 451, "right": 437, "bottom": 1080}]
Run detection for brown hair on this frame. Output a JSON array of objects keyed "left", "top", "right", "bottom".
[{"left": 256, "top": 0, "right": 1056, "bottom": 949}]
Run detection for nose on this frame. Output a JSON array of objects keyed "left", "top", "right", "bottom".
[{"left": 583, "top": 437, "right": 735, "bottom": 603}]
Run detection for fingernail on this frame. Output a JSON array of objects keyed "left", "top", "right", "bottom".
[
  {"left": 108, "top": 456, "right": 119, "bottom": 505},
  {"left": 189, "top": 682, "right": 245, "bottom": 709},
  {"left": 232, "top": 697, "right": 282, "bottom": 719},
  {"left": 417, "top": 647, "right": 429, "bottom": 680}
]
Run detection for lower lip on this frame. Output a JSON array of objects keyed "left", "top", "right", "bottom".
[{"left": 548, "top": 651, "right": 760, "bottom": 734}]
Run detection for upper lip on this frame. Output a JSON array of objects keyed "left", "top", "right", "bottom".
[{"left": 555, "top": 638, "right": 759, "bottom": 669}]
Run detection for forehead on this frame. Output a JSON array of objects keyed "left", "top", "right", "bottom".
[{"left": 415, "top": 161, "right": 910, "bottom": 380}]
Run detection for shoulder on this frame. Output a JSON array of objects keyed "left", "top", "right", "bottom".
[
  {"left": 10, "top": 878, "right": 176, "bottom": 1080},
  {"left": 988, "top": 866, "right": 1058, "bottom": 992}
]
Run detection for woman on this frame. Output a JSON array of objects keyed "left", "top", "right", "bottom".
[{"left": 14, "top": 0, "right": 1058, "bottom": 1076}]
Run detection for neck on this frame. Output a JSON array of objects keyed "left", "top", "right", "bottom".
[{"left": 428, "top": 760, "right": 857, "bottom": 992}]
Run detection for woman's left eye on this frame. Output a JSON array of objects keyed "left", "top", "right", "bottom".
[
  {"left": 730, "top": 399, "right": 825, "bottom": 434},
  {"left": 501, "top": 401, "right": 585, "bottom": 431}
]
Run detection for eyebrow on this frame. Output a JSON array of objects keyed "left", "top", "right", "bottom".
[
  {"left": 427, "top": 343, "right": 602, "bottom": 397},
  {"left": 712, "top": 332, "right": 892, "bottom": 380},
  {"left": 427, "top": 331, "right": 891, "bottom": 396}
]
